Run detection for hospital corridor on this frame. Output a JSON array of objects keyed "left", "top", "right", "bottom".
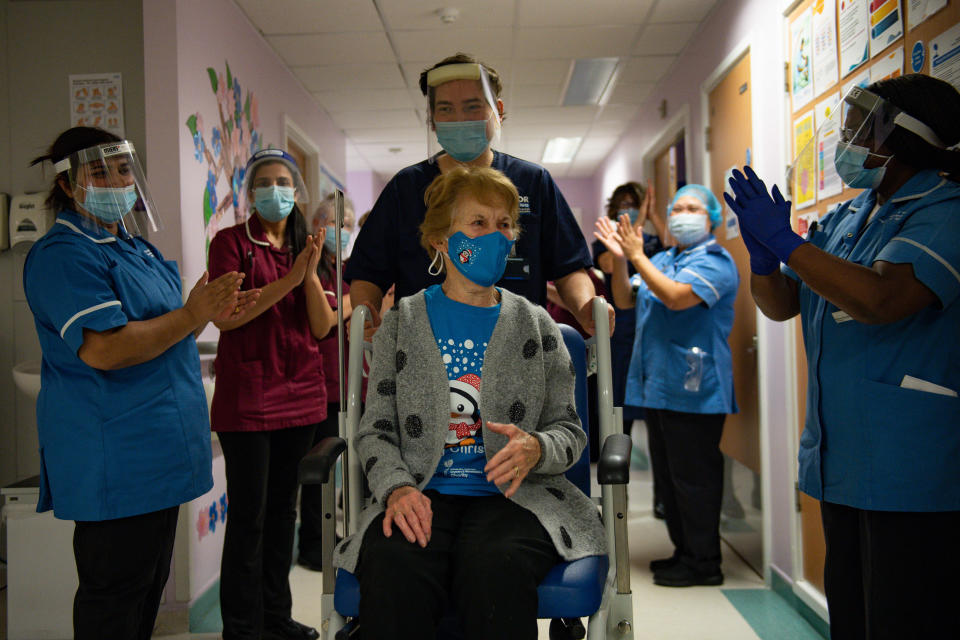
[{"left": 1, "top": 0, "right": 959, "bottom": 639}]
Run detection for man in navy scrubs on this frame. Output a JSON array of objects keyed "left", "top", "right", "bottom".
[{"left": 346, "top": 53, "right": 611, "bottom": 335}]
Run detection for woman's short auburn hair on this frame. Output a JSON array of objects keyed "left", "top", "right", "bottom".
[{"left": 419, "top": 166, "right": 521, "bottom": 262}]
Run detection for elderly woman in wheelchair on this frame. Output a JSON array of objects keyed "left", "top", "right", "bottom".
[{"left": 330, "top": 166, "right": 606, "bottom": 639}]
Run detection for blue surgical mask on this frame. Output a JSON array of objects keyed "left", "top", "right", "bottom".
[
  {"left": 618, "top": 207, "right": 640, "bottom": 225},
  {"left": 254, "top": 186, "right": 295, "bottom": 222},
  {"left": 323, "top": 225, "right": 350, "bottom": 253},
  {"left": 79, "top": 185, "right": 138, "bottom": 223},
  {"left": 668, "top": 212, "right": 709, "bottom": 246},
  {"left": 834, "top": 142, "right": 888, "bottom": 190},
  {"left": 446, "top": 230, "right": 515, "bottom": 287},
  {"left": 435, "top": 120, "right": 489, "bottom": 162}
]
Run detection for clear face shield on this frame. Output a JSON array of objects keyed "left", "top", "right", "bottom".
[
  {"left": 425, "top": 63, "right": 502, "bottom": 164},
  {"left": 788, "top": 86, "right": 947, "bottom": 193},
  {"left": 56, "top": 140, "right": 161, "bottom": 236}
]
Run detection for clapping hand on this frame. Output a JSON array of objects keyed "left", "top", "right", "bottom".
[{"left": 723, "top": 166, "right": 804, "bottom": 265}]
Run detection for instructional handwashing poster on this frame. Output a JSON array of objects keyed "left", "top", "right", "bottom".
[{"left": 70, "top": 73, "right": 124, "bottom": 137}]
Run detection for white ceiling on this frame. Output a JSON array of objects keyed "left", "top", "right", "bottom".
[{"left": 234, "top": 0, "right": 720, "bottom": 178}]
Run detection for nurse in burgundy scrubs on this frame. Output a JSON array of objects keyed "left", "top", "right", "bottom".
[{"left": 208, "top": 148, "right": 336, "bottom": 640}]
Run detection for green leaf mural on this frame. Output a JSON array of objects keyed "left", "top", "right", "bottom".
[{"left": 206, "top": 68, "right": 218, "bottom": 93}]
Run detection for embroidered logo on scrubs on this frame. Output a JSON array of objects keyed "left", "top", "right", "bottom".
[
  {"left": 519, "top": 195, "right": 531, "bottom": 216},
  {"left": 143, "top": 248, "right": 155, "bottom": 258}
]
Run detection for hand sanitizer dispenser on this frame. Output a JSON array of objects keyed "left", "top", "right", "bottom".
[{"left": 10, "top": 193, "right": 53, "bottom": 246}]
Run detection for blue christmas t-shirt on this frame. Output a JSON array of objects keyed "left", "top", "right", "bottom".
[{"left": 423, "top": 284, "right": 501, "bottom": 496}]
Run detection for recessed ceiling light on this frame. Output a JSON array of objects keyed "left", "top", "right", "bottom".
[
  {"left": 542, "top": 137, "right": 582, "bottom": 164},
  {"left": 562, "top": 58, "right": 619, "bottom": 106}
]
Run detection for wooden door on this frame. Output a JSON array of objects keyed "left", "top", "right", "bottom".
[{"left": 707, "top": 52, "right": 763, "bottom": 573}]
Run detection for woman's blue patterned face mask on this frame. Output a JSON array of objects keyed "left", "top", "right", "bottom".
[{"left": 446, "top": 230, "right": 515, "bottom": 287}]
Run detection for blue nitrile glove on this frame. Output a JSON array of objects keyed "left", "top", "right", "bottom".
[
  {"left": 724, "top": 165, "right": 805, "bottom": 264},
  {"left": 738, "top": 224, "right": 781, "bottom": 275}
]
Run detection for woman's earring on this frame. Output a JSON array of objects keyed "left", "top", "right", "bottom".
[{"left": 427, "top": 250, "right": 443, "bottom": 276}]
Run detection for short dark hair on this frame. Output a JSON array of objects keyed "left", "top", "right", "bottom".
[
  {"left": 418, "top": 53, "right": 504, "bottom": 122},
  {"left": 31, "top": 127, "right": 121, "bottom": 213},
  {"left": 868, "top": 74, "right": 960, "bottom": 180},
  {"left": 605, "top": 182, "right": 646, "bottom": 220}
]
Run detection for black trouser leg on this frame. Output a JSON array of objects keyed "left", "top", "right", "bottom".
[
  {"left": 262, "top": 425, "right": 317, "bottom": 626},
  {"left": 452, "top": 495, "right": 559, "bottom": 640},
  {"left": 73, "top": 506, "right": 179, "bottom": 640},
  {"left": 821, "top": 501, "right": 960, "bottom": 640},
  {"left": 298, "top": 405, "right": 340, "bottom": 561},
  {"left": 648, "top": 408, "right": 724, "bottom": 573},
  {"left": 357, "top": 496, "right": 458, "bottom": 640},
  {"left": 219, "top": 425, "right": 317, "bottom": 639},
  {"left": 358, "top": 492, "right": 558, "bottom": 640},
  {"left": 645, "top": 409, "right": 684, "bottom": 553}
]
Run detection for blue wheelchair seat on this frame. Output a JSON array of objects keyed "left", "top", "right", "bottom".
[{"left": 334, "top": 554, "right": 608, "bottom": 619}]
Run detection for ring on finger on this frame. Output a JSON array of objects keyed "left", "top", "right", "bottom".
[{"left": 514, "top": 465, "right": 520, "bottom": 478}]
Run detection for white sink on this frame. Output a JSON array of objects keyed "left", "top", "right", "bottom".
[{"left": 12, "top": 360, "right": 42, "bottom": 401}]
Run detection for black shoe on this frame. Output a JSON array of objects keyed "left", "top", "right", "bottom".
[
  {"left": 653, "top": 562, "right": 723, "bottom": 588},
  {"left": 263, "top": 618, "right": 320, "bottom": 640},
  {"left": 653, "top": 501, "right": 666, "bottom": 520},
  {"left": 649, "top": 554, "right": 680, "bottom": 572},
  {"left": 296, "top": 552, "right": 324, "bottom": 572}
]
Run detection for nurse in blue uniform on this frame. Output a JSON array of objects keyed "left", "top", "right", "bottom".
[
  {"left": 345, "top": 52, "right": 612, "bottom": 337},
  {"left": 23, "top": 127, "right": 257, "bottom": 640},
  {"left": 726, "top": 74, "right": 960, "bottom": 639},
  {"left": 595, "top": 184, "right": 738, "bottom": 588}
]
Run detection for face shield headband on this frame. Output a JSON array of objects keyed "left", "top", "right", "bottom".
[
  {"left": 425, "top": 63, "right": 502, "bottom": 163},
  {"left": 789, "top": 86, "right": 949, "bottom": 193},
  {"left": 55, "top": 140, "right": 161, "bottom": 236}
]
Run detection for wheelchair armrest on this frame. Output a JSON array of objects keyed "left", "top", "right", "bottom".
[
  {"left": 597, "top": 433, "right": 631, "bottom": 485},
  {"left": 298, "top": 436, "right": 347, "bottom": 485}
]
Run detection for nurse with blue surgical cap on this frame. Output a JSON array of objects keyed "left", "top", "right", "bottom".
[{"left": 595, "top": 184, "right": 738, "bottom": 588}]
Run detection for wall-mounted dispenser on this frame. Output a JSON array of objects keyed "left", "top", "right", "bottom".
[
  {"left": 10, "top": 193, "right": 53, "bottom": 246},
  {"left": 0, "top": 193, "right": 9, "bottom": 250}
]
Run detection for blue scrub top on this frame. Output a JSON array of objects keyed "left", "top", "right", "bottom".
[
  {"left": 784, "top": 170, "right": 960, "bottom": 512},
  {"left": 344, "top": 152, "right": 593, "bottom": 306},
  {"left": 625, "top": 237, "right": 739, "bottom": 415},
  {"left": 23, "top": 211, "right": 213, "bottom": 521}
]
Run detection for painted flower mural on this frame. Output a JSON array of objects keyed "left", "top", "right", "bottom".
[{"left": 185, "top": 61, "right": 263, "bottom": 250}]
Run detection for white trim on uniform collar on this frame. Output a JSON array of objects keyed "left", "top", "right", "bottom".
[
  {"left": 889, "top": 178, "right": 948, "bottom": 205},
  {"left": 56, "top": 219, "right": 117, "bottom": 243},
  {"left": 245, "top": 216, "right": 271, "bottom": 247},
  {"left": 678, "top": 237, "right": 716, "bottom": 256}
]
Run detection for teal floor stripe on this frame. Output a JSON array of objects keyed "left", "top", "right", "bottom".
[{"left": 723, "top": 589, "right": 825, "bottom": 640}]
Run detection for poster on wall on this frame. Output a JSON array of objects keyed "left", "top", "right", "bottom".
[
  {"left": 906, "top": 0, "right": 948, "bottom": 30},
  {"left": 722, "top": 166, "right": 741, "bottom": 240},
  {"left": 839, "top": 0, "right": 871, "bottom": 76},
  {"left": 70, "top": 73, "right": 124, "bottom": 137},
  {"left": 793, "top": 112, "right": 817, "bottom": 210},
  {"left": 796, "top": 210, "right": 821, "bottom": 237},
  {"left": 815, "top": 93, "right": 843, "bottom": 201},
  {"left": 930, "top": 21, "right": 960, "bottom": 90},
  {"left": 842, "top": 68, "right": 872, "bottom": 96},
  {"left": 870, "top": 46, "right": 905, "bottom": 81},
  {"left": 792, "top": 8, "right": 815, "bottom": 110},
  {"left": 870, "top": 0, "right": 904, "bottom": 58},
  {"left": 813, "top": 0, "right": 840, "bottom": 97}
]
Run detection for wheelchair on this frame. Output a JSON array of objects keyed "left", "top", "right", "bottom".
[{"left": 299, "top": 297, "right": 634, "bottom": 639}]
